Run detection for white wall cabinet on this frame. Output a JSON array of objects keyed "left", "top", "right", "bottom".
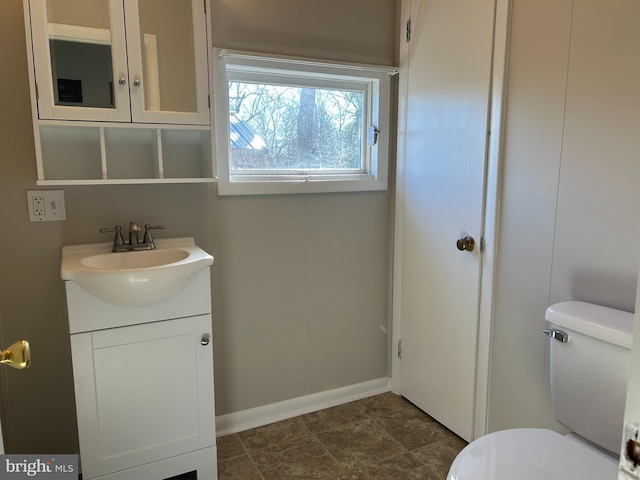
[
  {"left": 65, "top": 267, "right": 217, "bottom": 479},
  {"left": 28, "top": 0, "right": 210, "bottom": 125},
  {"left": 23, "top": 0, "right": 215, "bottom": 184}
]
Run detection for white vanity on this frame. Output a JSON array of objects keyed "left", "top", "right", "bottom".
[
  {"left": 61, "top": 238, "right": 217, "bottom": 480},
  {"left": 22, "top": 0, "right": 215, "bottom": 184}
]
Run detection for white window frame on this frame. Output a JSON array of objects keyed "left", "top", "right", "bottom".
[{"left": 212, "top": 49, "right": 396, "bottom": 196}]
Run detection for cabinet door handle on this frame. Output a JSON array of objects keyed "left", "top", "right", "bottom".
[
  {"left": 118, "top": 77, "right": 127, "bottom": 86},
  {"left": 201, "top": 334, "right": 210, "bottom": 346}
]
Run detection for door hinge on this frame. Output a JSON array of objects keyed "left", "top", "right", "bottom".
[
  {"left": 398, "top": 339, "right": 402, "bottom": 359},
  {"left": 203, "top": 0, "right": 207, "bottom": 15},
  {"left": 480, "top": 236, "right": 485, "bottom": 252},
  {"left": 35, "top": 82, "right": 39, "bottom": 101},
  {"left": 208, "top": 94, "right": 211, "bottom": 109},
  {"left": 406, "top": 20, "right": 411, "bottom": 43}
]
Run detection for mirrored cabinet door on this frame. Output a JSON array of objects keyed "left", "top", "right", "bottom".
[
  {"left": 124, "top": 0, "right": 210, "bottom": 125},
  {"left": 29, "top": 0, "right": 131, "bottom": 122}
]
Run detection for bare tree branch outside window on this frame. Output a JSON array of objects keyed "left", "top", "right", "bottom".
[{"left": 229, "top": 81, "right": 364, "bottom": 171}]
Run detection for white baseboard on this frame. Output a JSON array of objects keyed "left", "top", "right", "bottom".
[{"left": 215, "top": 377, "right": 391, "bottom": 437}]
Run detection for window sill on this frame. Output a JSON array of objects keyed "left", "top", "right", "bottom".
[{"left": 217, "top": 174, "right": 387, "bottom": 196}]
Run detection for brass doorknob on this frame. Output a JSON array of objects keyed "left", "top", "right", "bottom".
[
  {"left": 456, "top": 236, "right": 475, "bottom": 252},
  {"left": 0, "top": 340, "right": 31, "bottom": 370}
]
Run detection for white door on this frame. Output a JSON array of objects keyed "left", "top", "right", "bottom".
[{"left": 397, "top": 0, "right": 496, "bottom": 441}]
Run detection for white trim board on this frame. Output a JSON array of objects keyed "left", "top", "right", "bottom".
[
  {"left": 474, "top": 0, "right": 512, "bottom": 439},
  {"left": 48, "top": 23, "right": 111, "bottom": 45},
  {"left": 215, "top": 377, "right": 390, "bottom": 437}
]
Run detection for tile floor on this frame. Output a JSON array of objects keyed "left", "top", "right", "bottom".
[{"left": 216, "top": 392, "right": 467, "bottom": 480}]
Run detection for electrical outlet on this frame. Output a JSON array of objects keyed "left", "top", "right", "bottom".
[
  {"left": 32, "top": 195, "right": 45, "bottom": 216},
  {"left": 26, "top": 190, "right": 66, "bottom": 222}
]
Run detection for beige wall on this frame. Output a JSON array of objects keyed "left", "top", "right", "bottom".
[
  {"left": 211, "top": 0, "right": 396, "bottom": 64},
  {"left": 488, "top": 0, "right": 640, "bottom": 432},
  {"left": 47, "top": 0, "right": 110, "bottom": 29},
  {"left": 211, "top": 0, "right": 397, "bottom": 414},
  {"left": 0, "top": 0, "right": 397, "bottom": 453},
  {"left": 6, "top": 0, "right": 637, "bottom": 456}
]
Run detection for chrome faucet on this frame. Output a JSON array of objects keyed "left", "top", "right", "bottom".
[
  {"left": 128, "top": 221, "right": 141, "bottom": 246},
  {"left": 100, "top": 222, "right": 164, "bottom": 252}
]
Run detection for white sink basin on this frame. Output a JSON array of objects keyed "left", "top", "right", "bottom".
[
  {"left": 61, "top": 238, "right": 213, "bottom": 306},
  {"left": 81, "top": 249, "right": 190, "bottom": 270}
]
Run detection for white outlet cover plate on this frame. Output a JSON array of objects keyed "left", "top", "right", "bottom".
[{"left": 26, "top": 190, "right": 66, "bottom": 222}]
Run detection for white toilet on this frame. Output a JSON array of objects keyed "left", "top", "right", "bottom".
[{"left": 447, "top": 301, "right": 634, "bottom": 480}]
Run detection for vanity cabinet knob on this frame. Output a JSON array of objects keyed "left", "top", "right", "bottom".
[{"left": 201, "top": 334, "right": 210, "bottom": 346}]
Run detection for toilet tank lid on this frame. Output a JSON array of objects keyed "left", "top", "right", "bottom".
[{"left": 546, "top": 301, "right": 634, "bottom": 348}]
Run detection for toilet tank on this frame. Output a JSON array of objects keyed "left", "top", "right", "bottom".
[{"left": 546, "top": 301, "right": 634, "bottom": 454}]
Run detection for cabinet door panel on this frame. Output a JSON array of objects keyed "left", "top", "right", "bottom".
[
  {"left": 125, "top": 0, "right": 210, "bottom": 125},
  {"left": 29, "top": 0, "right": 131, "bottom": 122},
  {"left": 71, "top": 315, "right": 215, "bottom": 479}
]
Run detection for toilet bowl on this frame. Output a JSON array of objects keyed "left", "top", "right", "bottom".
[
  {"left": 447, "top": 301, "right": 633, "bottom": 480},
  {"left": 447, "top": 429, "right": 617, "bottom": 480}
]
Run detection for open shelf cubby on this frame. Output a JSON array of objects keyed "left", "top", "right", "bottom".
[{"left": 36, "top": 121, "right": 215, "bottom": 185}]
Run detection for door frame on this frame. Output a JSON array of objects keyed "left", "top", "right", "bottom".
[{"left": 390, "top": 0, "right": 512, "bottom": 440}]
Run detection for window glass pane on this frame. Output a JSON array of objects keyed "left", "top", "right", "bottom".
[{"left": 228, "top": 81, "right": 364, "bottom": 172}]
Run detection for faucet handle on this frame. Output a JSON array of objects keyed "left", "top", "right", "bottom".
[
  {"left": 143, "top": 224, "right": 164, "bottom": 247},
  {"left": 100, "top": 226, "right": 125, "bottom": 246}
]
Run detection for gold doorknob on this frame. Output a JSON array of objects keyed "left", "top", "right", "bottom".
[
  {"left": 0, "top": 340, "right": 31, "bottom": 370},
  {"left": 456, "top": 236, "right": 475, "bottom": 252}
]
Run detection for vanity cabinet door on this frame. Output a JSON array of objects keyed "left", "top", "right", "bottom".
[
  {"left": 28, "top": 0, "right": 210, "bottom": 125},
  {"left": 70, "top": 315, "right": 215, "bottom": 479},
  {"left": 29, "top": 0, "right": 131, "bottom": 122}
]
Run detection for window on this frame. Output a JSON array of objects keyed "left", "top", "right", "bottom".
[{"left": 213, "top": 49, "right": 396, "bottom": 195}]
